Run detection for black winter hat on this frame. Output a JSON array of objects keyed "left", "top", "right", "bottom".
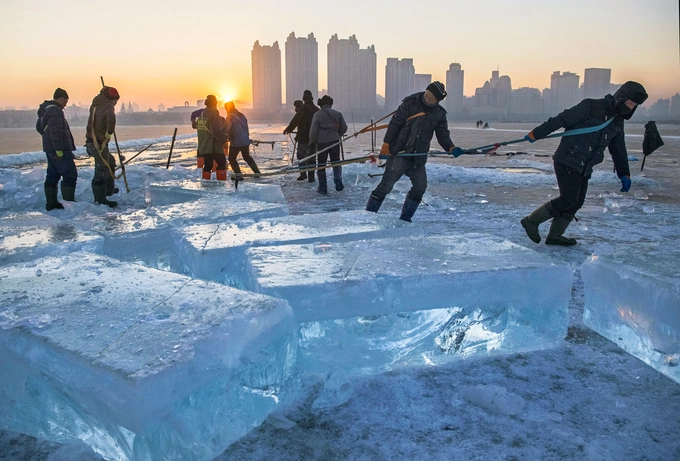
[
  {"left": 303, "top": 90, "right": 313, "bottom": 102},
  {"left": 318, "top": 95, "right": 333, "bottom": 107},
  {"left": 293, "top": 99, "right": 303, "bottom": 108},
  {"left": 613, "top": 81, "right": 648, "bottom": 105},
  {"left": 53, "top": 88, "right": 69, "bottom": 100},
  {"left": 426, "top": 81, "right": 447, "bottom": 101}
]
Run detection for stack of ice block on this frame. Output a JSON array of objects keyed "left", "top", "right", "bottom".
[{"left": 0, "top": 252, "right": 296, "bottom": 461}]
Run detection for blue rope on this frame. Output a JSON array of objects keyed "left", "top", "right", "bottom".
[{"left": 390, "top": 118, "right": 615, "bottom": 158}]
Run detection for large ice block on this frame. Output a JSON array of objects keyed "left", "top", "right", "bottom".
[
  {"left": 146, "top": 180, "right": 286, "bottom": 206},
  {"left": 73, "top": 196, "right": 288, "bottom": 272},
  {"left": 0, "top": 212, "right": 103, "bottom": 266},
  {"left": 247, "top": 234, "right": 572, "bottom": 373},
  {"left": 582, "top": 252, "right": 680, "bottom": 384},
  {"left": 0, "top": 252, "right": 296, "bottom": 461},
  {"left": 177, "top": 210, "right": 422, "bottom": 288}
]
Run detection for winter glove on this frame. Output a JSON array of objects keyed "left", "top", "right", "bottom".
[
  {"left": 379, "top": 142, "right": 390, "bottom": 157},
  {"left": 620, "top": 176, "right": 632, "bottom": 193},
  {"left": 55, "top": 150, "right": 63, "bottom": 159},
  {"left": 524, "top": 131, "right": 536, "bottom": 143},
  {"left": 449, "top": 146, "right": 465, "bottom": 158}
]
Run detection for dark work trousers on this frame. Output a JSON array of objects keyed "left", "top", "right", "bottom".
[
  {"left": 550, "top": 160, "right": 590, "bottom": 217},
  {"left": 87, "top": 142, "right": 116, "bottom": 188},
  {"left": 44, "top": 151, "right": 77, "bottom": 188},
  {"left": 228, "top": 145, "right": 259, "bottom": 175},
  {"left": 316, "top": 141, "right": 342, "bottom": 186},
  {"left": 203, "top": 153, "right": 227, "bottom": 172},
  {"left": 371, "top": 154, "right": 427, "bottom": 203}
]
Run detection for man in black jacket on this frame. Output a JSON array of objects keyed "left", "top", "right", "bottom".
[
  {"left": 520, "top": 81, "right": 648, "bottom": 246},
  {"left": 283, "top": 90, "right": 319, "bottom": 182},
  {"left": 365, "top": 81, "right": 464, "bottom": 222},
  {"left": 36, "top": 88, "right": 77, "bottom": 211}
]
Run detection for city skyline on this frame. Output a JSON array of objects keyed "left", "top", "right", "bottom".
[{"left": 1, "top": 0, "right": 678, "bottom": 110}]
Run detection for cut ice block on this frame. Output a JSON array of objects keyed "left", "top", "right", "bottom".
[
  {"left": 247, "top": 234, "right": 572, "bottom": 373},
  {"left": 74, "top": 196, "right": 288, "bottom": 272},
  {"left": 0, "top": 212, "right": 103, "bottom": 265},
  {"left": 177, "top": 210, "right": 422, "bottom": 288},
  {"left": 0, "top": 252, "right": 296, "bottom": 461},
  {"left": 146, "top": 180, "right": 286, "bottom": 206},
  {"left": 582, "top": 252, "right": 680, "bottom": 384}
]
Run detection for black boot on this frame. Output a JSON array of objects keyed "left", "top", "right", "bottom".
[
  {"left": 366, "top": 193, "right": 383, "bottom": 213},
  {"left": 520, "top": 202, "right": 554, "bottom": 243},
  {"left": 399, "top": 195, "right": 420, "bottom": 222},
  {"left": 92, "top": 183, "right": 117, "bottom": 208},
  {"left": 545, "top": 214, "right": 577, "bottom": 246},
  {"left": 333, "top": 166, "right": 344, "bottom": 191},
  {"left": 44, "top": 185, "right": 64, "bottom": 211},
  {"left": 306, "top": 158, "right": 315, "bottom": 183},
  {"left": 317, "top": 169, "right": 328, "bottom": 194},
  {"left": 106, "top": 176, "right": 118, "bottom": 196},
  {"left": 61, "top": 183, "right": 76, "bottom": 202},
  {"left": 296, "top": 172, "right": 308, "bottom": 181}
]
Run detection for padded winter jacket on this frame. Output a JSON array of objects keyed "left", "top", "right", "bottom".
[
  {"left": 532, "top": 95, "right": 630, "bottom": 178},
  {"left": 309, "top": 106, "right": 347, "bottom": 145},
  {"left": 196, "top": 107, "right": 228, "bottom": 156},
  {"left": 36, "top": 100, "right": 75, "bottom": 153},
  {"left": 283, "top": 101, "right": 319, "bottom": 142},
  {"left": 384, "top": 92, "right": 454, "bottom": 157},
  {"left": 225, "top": 110, "right": 250, "bottom": 147},
  {"left": 86, "top": 92, "right": 117, "bottom": 145}
]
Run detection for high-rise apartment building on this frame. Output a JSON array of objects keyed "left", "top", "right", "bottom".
[
  {"left": 251, "top": 40, "right": 282, "bottom": 114},
  {"left": 445, "top": 63, "right": 464, "bottom": 114},
  {"left": 284, "top": 32, "right": 318, "bottom": 107},
  {"left": 385, "top": 58, "right": 415, "bottom": 111},
  {"left": 327, "top": 34, "right": 377, "bottom": 117},
  {"left": 414, "top": 74, "right": 432, "bottom": 93},
  {"left": 583, "top": 68, "right": 611, "bottom": 99},
  {"left": 546, "top": 71, "right": 580, "bottom": 113}
]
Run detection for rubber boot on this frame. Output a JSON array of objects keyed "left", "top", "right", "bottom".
[
  {"left": 92, "top": 184, "right": 117, "bottom": 208},
  {"left": 202, "top": 170, "right": 212, "bottom": 180},
  {"left": 296, "top": 172, "right": 307, "bottom": 181},
  {"left": 333, "top": 166, "right": 344, "bottom": 191},
  {"left": 317, "top": 169, "right": 328, "bottom": 194},
  {"left": 366, "top": 193, "right": 383, "bottom": 213},
  {"left": 399, "top": 195, "right": 420, "bottom": 222},
  {"left": 520, "top": 202, "right": 554, "bottom": 243},
  {"left": 106, "top": 176, "right": 118, "bottom": 196},
  {"left": 45, "top": 185, "right": 64, "bottom": 211},
  {"left": 61, "top": 183, "right": 76, "bottom": 202},
  {"left": 545, "top": 214, "right": 578, "bottom": 246},
  {"left": 215, "top": 169, "right": 227, "bottom": 181}
]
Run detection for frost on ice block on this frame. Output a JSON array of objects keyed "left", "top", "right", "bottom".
[
  {"left": 247, "top": 234, "right": 572, "bottom": 373},
  {"left": 177, "top": 210, "right": 422, "bottom": 288},
  {"left": 76, "top": 195, "right": 288, "bottom": 272},
  {"left": 582, "top": 252, "right": 680, "bottom": 384},
  {"left": 0, "top": 252, "right": 296, "bottom": 461},
  {"left": 0, "top": 212, "right": 102, "bottom": 266},
  {"left": 146, "top": 179, "right": 286, "bottom": 206}
]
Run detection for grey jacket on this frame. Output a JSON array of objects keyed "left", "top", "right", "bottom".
[{"left": 309, "top": 106, "right": 347, "bottom": 145}]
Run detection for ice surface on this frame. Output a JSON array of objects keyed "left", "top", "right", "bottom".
[
  {"left": 0, "top": 252, "right": 297, "bottom": 461},
  {"left": 146, "top": 179, "right": 286, "bottom": 206},
  {"left": 0, "top": 212, "right": 103, "bottom": 265},
  {"left": 73, "top": 195, "right": 289, "bottom": 272},
  {"left": 177, "top": 210, "right": 422, "bottom": 287},
  {"left": 582, "top": 251, "right": 680, "bottom": 384},
  {"left": 248, "top": 234, "right": 572, "bottom": 373}
]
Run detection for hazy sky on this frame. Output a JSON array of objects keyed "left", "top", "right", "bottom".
[{"left": 1, "top": 0, "right": 678, "bottom": 110}]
